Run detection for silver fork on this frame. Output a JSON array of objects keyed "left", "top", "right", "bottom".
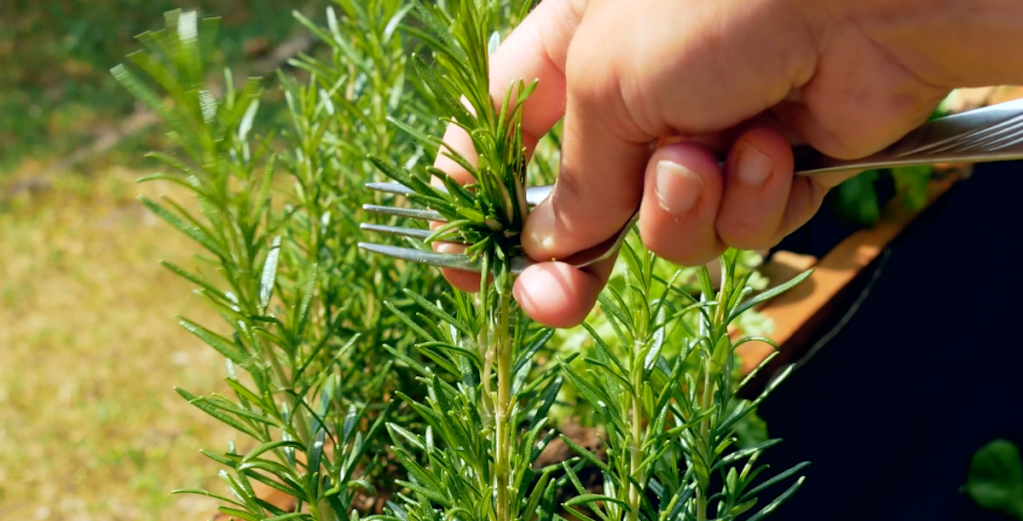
[{"left": 359, "top": 97, "right": 1023, "bottom": 274}]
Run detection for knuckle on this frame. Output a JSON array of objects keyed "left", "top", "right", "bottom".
[
  {"left": 565, "top": 56, "right": 610, "bottom": 109},
  {"left": 553, "top": 170, "right": 637, "bottom": 222}
]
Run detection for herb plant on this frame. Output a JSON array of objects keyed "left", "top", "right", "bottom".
[
  {"left": 110, "top": 3, "right": 449, "bottom": 518},
  {"left": 113, "top": 1, "right": 813, "bottom": 520},
  {"left": 364, "top": 2, "right": 813, "bottom": 521},
  {"left": 365, "top": 4, "right": 560, "bottom": 521},
  {"left": 558, "top": 240, "right": 810, "bottom": 521},
  {"left": 966, "top": 439, "right": 1023, "bottom": 519}
]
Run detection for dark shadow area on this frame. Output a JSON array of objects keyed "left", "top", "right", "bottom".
[
  {"left": 775, "top": 172, "right": 898, "bottom": 259},
  {"left": 756, "top": 159, "right": 1023, "bottom": 520}
]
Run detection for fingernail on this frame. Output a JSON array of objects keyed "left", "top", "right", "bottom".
[
  {"left": 525, "top": 201, "right": 557, "bottom": 254},
  {"left": 736, "top": 144, "right": 772, "bottom": 187},
  {"left": 655, "top": 160, "right": 703, "bottom": 215}
]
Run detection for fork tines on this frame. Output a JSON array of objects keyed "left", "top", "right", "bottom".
[
  {"left": 356, "top": 241, "right": 483, "bottom": 272},
  {"left": 361, "top": 204, "right": 444, "bottom": 222},
  {"left": 358, "top": 223, "right": 433, "bottom": 240},
  {"left": 365, "top": 181, "right": 554, "bottom": 207},
  {"left": 358, "top": 181, "right": 484, "bottom": 272}
]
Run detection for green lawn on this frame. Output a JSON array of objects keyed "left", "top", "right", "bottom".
[{"left": 0, "top": 169, "right": 238, "bottom": 520}]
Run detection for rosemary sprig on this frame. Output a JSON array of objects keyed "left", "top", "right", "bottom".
[
  {"left": 382, "top": 288, "right": 567, "bottom": 521},
  {"left": 367, "top": 3, "right": 562, "bottom": 521},
  {"left": 368, "top": 0, "right": 536, "bottom": 287},
  {"left": 564, "top": 241, "right": 813, "bottom": 521}
]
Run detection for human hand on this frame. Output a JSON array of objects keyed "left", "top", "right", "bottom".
[{"left": 434, "top": 0, "right": 1023, "bottom": 327}]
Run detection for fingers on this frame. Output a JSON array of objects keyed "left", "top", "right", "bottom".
[
  {"left": 521, "top": 122, "right": 652, "bottom": 262},
  {"left": 487, "top": 0, "right": 581, "bottom": 146},
  {"left": 771, "top": 95, "right": 943, "bottom": 161},
  {"left": 517, "top": 125, "right": 826, "bottom": 328},
  {"left": 638, "top": 126, "right": 854, "bottom": 266},
  {"left": 767, "top": 22, "right": 950, "bottom": 161},
  {"left": 783, "top": 169, "right": 857, "bottom": 233},
  {"left": 518, "top": 124, "right": 835, "bottom": 330},
  {"left": 434, "top": 242, "right": 485, "bottom": 292},
  {"left": 434, "top": 0, "right": 581, "bottom": 183},
  {"left": 716, "top": 127, "right": 795, "bottom": 251},
  {"left": 521, "top": 3, "right": 656, "bottom": 264},
  {"left": 519, "top": 0, "right": 818, "bottom": 264},
  {"left": 637, "top": 143, "right": 725, "bottom": 266},
  {"left": 512, "top": 255, "right": 617, "bottom": 329}
]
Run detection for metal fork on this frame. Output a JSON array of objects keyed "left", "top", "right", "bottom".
[{"left": 359, "top": 97, "right": 1023, "bottom": 274}]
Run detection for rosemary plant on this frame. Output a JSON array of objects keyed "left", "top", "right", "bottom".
[
  {"left": 365, "top": 2, "right": 813, "bottom": 521},
  {"left": 111, "top": 3, "right": 447, "bottom": 518},
  {"left": 276, "top": 0, "right": 451, "bottom": 411},
  {"left": 383, "top": 288, "right": 568, "bottom": 521},
  {"left": 363, "top": 3, "right": 557, "bottom": 521},
  {"left": 113, "top": 2, "right": 813, "bottom": 520},
  {"left": 560, "top": 240, "right": 811, "bottom": 521},
  {"left": 366, "top": 0, "right": 538, "bottom": 281}
]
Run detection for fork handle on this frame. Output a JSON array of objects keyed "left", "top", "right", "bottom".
[
  {"left": 793, "top": 97, "right": 1023, "bottom": 174},
  {"left": 792, "top": 138, "right": 1023, "bottom": 174}
]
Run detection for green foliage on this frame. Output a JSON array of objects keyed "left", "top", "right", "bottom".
[
  {"left": 561, "top": 241, "right": 810, "bottom": 521},
  {"left": 113, "top": 2, "right": 809, "bottom": 521},
  {"left": 831, "top": 170, "right": 882, "bottom": 226},
  {"left": 548, "top": 237, "right": 774, "bottom": 436},
  {"left": 381, "top": 289, "right": 566, "bottom": 521},
  {"left": 966, "top": 439, "right": 1023, "bottom": 519},
  {"left": 358, "top": 2, "right": 810, "bottom": 521},
  {"left": 364, "top": 6, "right": 560, "bottom": 521},
  {"left": 274, "top": 0, "right": 451, "bottom": 404},
  {"left": 890, "top": 164, "right": 931, "bottom": 211},
  {"left": 366, "top": 0, "right": 539, "bottom": 287},
  {"left": 111, "top": 2, "right": 448, "bottom": 518}
]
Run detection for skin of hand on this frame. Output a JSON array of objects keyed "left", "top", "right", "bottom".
[{"left": 433, "top": 0, "right": 1023, "bottom": 328}]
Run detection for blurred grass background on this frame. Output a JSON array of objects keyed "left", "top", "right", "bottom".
[
  {"left": 0, "top": 0, "right": 315, "bottom": 173},
  {"left": 0, "top": 1, "right": 325, "bottom": 519}
]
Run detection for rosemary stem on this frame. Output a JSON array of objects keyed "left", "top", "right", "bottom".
[
  {"left": 308, "top": 497, "right": 322, "bottom": 521},
  {"left": 694, "top": 257, "right": 737, "bottom": 521},
  {"left": 696, "top": 292, "right": 721, "bottom": 521},
  {"left": 696, "top": 365, "right": 713, "bottom": 521},
  {"left": 494, "top": 287, "right": 513, "bottom": 521},
  {"left": 628, "top": 353, "right": 643, "bottom": 521}
]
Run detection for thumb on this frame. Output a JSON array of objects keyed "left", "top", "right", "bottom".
[
  {"left": 521, "top": 16, "right": 654, "bottom": 262},
  {"left": 522, "top": 125, "right": 652, "bottom": 262}
]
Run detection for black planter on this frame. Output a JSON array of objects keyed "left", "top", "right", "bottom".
[
  {"left": 773, "top": 171, "right": 900, "bottom": 260},
  {"left": 752, "top": 160, "right": 1023, "bottom": 521}
]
